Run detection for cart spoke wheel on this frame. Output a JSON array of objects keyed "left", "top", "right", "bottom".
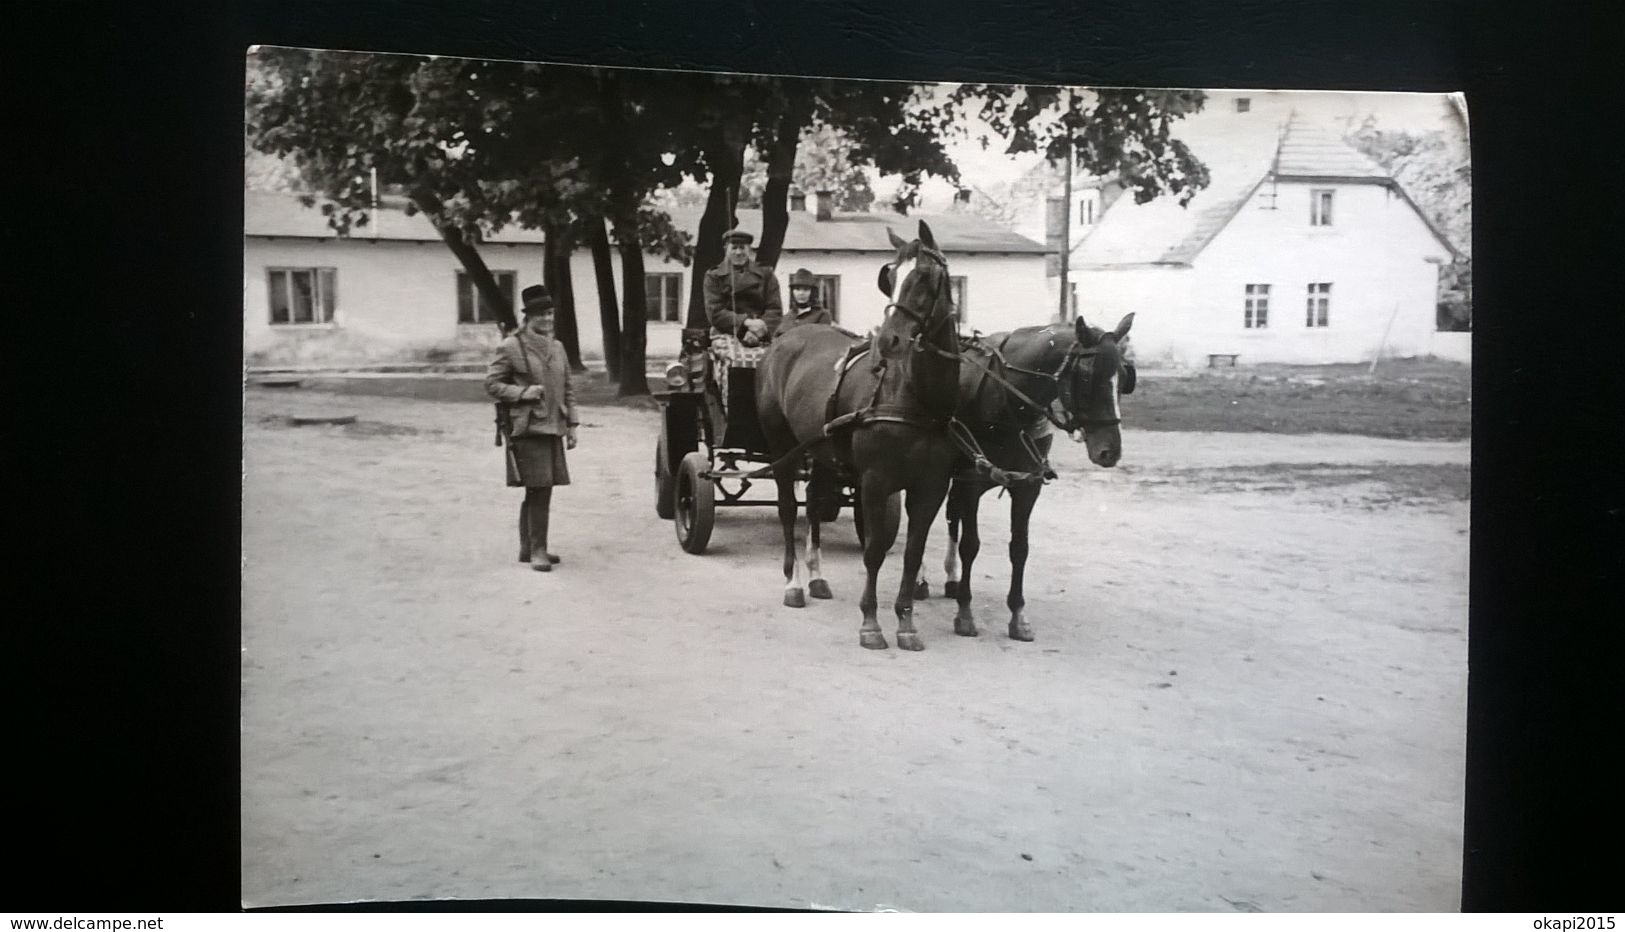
[{"left": 675, "top": 451, "right": 716, "bottom": 555}]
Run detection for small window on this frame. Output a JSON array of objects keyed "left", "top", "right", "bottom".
[
  {"left": 644, "top": 272, "right": 683, "bottom": 322},
  {"left": 268, "top": 267, "right": 337, "bottom": 325},
  {"left": 950, "top": 275, "right": 969, "bottom": 325},
  {"left": 457, "top": 270, "right": 516, "bottom": 324},
  {"left": 1244, "top": 283, "right": 1270, "bottom": 329},
  {"left": 1306, "top": 282, "right": 1332, "bottom": 327},
  {"left": 1310, "top": 189, "right": 1335, "bottom": 227},
  {"left": 1079, "top": 197, "right": 1096, "bottom": 225},
  {"left": 812, "top": 274, "right": 841, "bottom": 323},
  {"left": 1235, "top": 98, "right": 1251, "bottom": 113}
]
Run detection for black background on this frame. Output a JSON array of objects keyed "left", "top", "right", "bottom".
[{"left": 7, "top": 0, "right": 1619, "bottom": 913}]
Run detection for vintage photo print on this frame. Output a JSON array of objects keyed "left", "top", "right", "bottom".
[{"left": 242, "top": 46, "right": 1470, "bottom": 910}]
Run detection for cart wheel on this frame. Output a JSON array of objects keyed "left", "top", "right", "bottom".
[
  {"left": 675, "top": 452, "right": 716, "bottom": 555},
  {"left": 655, "top": 432, "right": 675, "bottom": 520}
]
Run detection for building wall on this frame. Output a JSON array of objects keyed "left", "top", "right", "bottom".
[
  {"left": 245, "top": 238, "right": 1050, "bottom": 367},
  {"left": 1072, "top": 181, "right": 1454, "bottom": 367}
]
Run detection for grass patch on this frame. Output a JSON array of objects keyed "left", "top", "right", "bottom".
[{"left": 1124, "top": 357, "right": 1470, "bottom": 441}]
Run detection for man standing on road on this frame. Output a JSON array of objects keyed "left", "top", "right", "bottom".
[{"left": 704, "top": 229, "right": 782, "bottom": 347}]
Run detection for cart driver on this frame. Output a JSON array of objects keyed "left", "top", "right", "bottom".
[{"left": 704, "top": 229, "right": 783, "bottom": 347}]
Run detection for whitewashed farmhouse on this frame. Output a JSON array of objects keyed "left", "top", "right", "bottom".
[
  {"left": 243, "top": 190, "right": 1050, "bottom": 368},
  {"left": 1065, "top": 102, "right": 1464, "bottom": 367}
]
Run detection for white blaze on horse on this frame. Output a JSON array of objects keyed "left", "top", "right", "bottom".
[{"left": 755, "top": 221, "right": 962, "bottom": 651}]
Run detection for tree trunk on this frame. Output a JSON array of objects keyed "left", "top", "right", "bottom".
[
  {"left": 616, "top": 231, "right": 650, "bottom": 397},
  {"left": 544, "top": 222, "right": 587, "bottom": 372},
  {"left": 755, "top": 103, "right": 810, "bottom": 271},
  {"left": 685, "top": 121, "right": 750, "bottom": 330},
  {"left": 588, "top": 218, "right": 623, "bottom": 383},
  {"left": 411, "top": 188, "right": 515, "bottom": 334}
]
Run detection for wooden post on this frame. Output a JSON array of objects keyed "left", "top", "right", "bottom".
[{"left": 1057, "top": 142, "right": 1073, "bottom": 322}]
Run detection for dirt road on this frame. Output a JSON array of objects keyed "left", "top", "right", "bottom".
[{"left": 241, "top": 386, "right": 1469, "bottom": 911}]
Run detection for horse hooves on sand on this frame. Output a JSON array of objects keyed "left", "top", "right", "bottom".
[
  {"left": 954, "top": 615, "right": 979, "bottom": 637},
  {"left": 943, "top": 580, "right": 959, "bottom": 598},
  {"left": 808, "top": 579, "right": 833, "bottom": 600},
  {"left": 913, "top": 580, "right": 930, "bottom": 600},
  {"left": 896, "top": 632, "right": 925, "bottom": 651},
  {"left": 860, "top": 630, "right": 889, "bottom": 650},
  {"left": 1008, "top": 619, "right": 1035, "bottom": 642},
  {"left": 783, "top": 589, "right": 807, "bottom": 609}
]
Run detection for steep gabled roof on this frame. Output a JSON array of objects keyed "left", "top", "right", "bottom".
[
  {"left": 243, "top": 191, "right": 1048, "bottom": 255},
  {"left": 1074, "top": 113, "right": 1459, "bottom": 268},
  {"left": 1273, "top": 114, "right": 1390, "bottom": 180}
]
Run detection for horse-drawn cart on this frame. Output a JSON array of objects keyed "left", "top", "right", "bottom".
[{"left": 653, "top": 329, "right": 864, "bottom": 554}]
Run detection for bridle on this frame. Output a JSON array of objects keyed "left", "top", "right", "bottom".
[
  {"left": 881, "top": 246, "right": 958, "bottom": 355},
  {"left": 1050, "top": 339, "right": 1124, "bottom": 433}
]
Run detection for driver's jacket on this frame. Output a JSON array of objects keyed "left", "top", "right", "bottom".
[{"left": 704, "top": 261, "right": 783, "bottom": 340}]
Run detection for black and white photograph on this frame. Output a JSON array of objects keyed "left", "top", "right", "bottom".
[{"left": 241, "top": 46, "right": 1471, "bottom": 911}]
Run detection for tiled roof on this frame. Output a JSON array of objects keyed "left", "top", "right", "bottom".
[
  {"left": 1073, "top": 113, "right": 1455, "bottom": 268},
  {"left": 244, "top": 191, "right": 1047, "bottom": 255},
  {"left": 1274, "top": 114, "right": 1390, "bottom": 179}
]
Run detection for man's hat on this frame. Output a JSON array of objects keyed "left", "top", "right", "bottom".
[
  {"left": 521, "top": 284, "right": 554, "bottom": 314},
  {"left": 789, "top": 268, "right": 816, "bottom": 288},
  {"left": 721, "top": 228, "right": 754, "bottom": 246}
]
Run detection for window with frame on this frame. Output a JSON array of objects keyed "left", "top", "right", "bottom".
[
  {"left": 1306, "top": 282, "right": 1332, "bottom": 327},
  {"left": 644, "top": 272, "right": 683, "bottom": 322},
  {"left": 456, "top": 270, "right": 516, "bottom": 324},
  {"left": 812, "top": 274, "right": 841, "bottom": 322},
  {"left": 1244, "top": 283, "right": 1270, "bottom": 329},
  {"left": 1079, "top": 197, "right": 1096, "bottom": 225},
  {"left": 1310, "top": 189, "right": 1335, "bottom": 226},
  {"left": 1235, "top": 97, "right": 1251, "bottom": 113},
  {"left": 950, "top": 275, "right": 969, "bottom": 325},
  {"left": 267, "top": 268, "right": 337, "bottom": 325}
]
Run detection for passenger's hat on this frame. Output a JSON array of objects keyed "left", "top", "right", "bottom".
[
  {"left": 521, "top": 284, "right": 554, "bottom": 314},
  {"left": 721, "top": 228, "right": 754, "bottom": 246},
  {"left": 789, "top": 268, "right": 816, "bottom": 288}
]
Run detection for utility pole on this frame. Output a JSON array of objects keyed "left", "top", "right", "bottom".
[{"left": 1056, "top": 91, "right": 1074, "bottom": 322}]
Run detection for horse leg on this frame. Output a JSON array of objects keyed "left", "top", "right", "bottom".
[
  {"left": 857, "top": 475, "right": 898, "bottom": 649},
  {"left": 893, "top": 476, "right": 950, "bottom": 652},
  {"left": 806, "top": 504, "right": 831, "bottom": 599},
  {"left": 778, "top": 471, "right": 807, "bottom": 608},
  {"left": 807, "top": 464, "right": 833, "bottom": 599},
  {"left": 941, "top": 488, "right": 962, "bottom": 598},
  {"left": 1006, "top": 483, "right": 1040, "bottom": 641},
  {"left": 953, "top": 485, "right": 984, "bottom": 637}
]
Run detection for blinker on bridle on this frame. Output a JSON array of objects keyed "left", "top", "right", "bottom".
[
  {"left": 1051, "top": 338, "right": 1126, "bottom": 435},
  {"left": 882, "top": 246, "right": 956, "bottom": 349}
]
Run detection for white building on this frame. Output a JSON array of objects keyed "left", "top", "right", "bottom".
[
  {"left": 243, "top": 190, "right": 1050, "bottom": 368},
  {"left": 1062, "top": 96, "right": 1465, "bottom": 367}
]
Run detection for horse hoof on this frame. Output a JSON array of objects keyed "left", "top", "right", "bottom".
[
  {"left": 860, "top": 630, "right": 889, "bottom": 650},
  {"left": 1008, "top": 620, "right": 1034, "bottom": 642},
  {"left": 913, "top": 579, "right": 930, "bottom": 600},
  {"left": 896, "top": 632, "right": 925, "bottom": 651},
  {"left": 954, "top": 617, "right": 979, "bottom": 637},
  {"left": 783, "top": 589, "right": 807, "bottom": 609},
  {"left": 943, "top": 580, "right": 959, "bottom": 598},
  {"left": 808, "top": 579, "right": 833, "bottom": 600}
]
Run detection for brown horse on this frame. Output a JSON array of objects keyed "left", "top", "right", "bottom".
[
  {"left": 755, "top": 221, "right": 961, "bottom": 650},
  {"left": 924, "top": 314, "right": 1136, "bottom": 641}
]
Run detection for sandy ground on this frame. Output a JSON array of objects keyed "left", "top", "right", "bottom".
[{"left": 241, "top": 386, "right": 1470, "bottom": 912}]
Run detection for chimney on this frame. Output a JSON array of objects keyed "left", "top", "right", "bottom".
[
  {"left": 789, "top": 190, "right": 807, "bottom": 212},
  {"left": 815, "top": 189, "right": 835, "bottom": 222}
]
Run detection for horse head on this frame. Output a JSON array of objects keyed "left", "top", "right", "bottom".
[
  {"left": 873, "top": 221, "right": 961, "bottom": 420},
  {"left": 1057, "top": 312, "right": 1135, "bottom": 468}
]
